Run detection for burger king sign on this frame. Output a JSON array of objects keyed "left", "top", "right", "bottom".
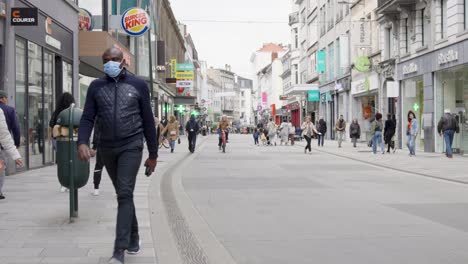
[
  {"left": 121, "top": 8, "right": 151, "bottom": 37},
  {"left": 78, "top": 8, "right": 93, "bottom": 31}
]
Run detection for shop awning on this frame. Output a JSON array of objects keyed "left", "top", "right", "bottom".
[{"left": 284, "top": 84, "right": 319, "bottom": 96}]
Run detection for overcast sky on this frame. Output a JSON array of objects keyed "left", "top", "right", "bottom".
[{"left": 170, "top": 0, "right": 291, "bottom": 79}]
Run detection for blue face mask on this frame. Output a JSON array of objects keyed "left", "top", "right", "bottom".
[{"left": 103, "top": 61, "right": 122, "bottom": 78}]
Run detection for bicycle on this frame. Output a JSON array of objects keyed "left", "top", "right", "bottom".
[
  {"left": 220, "top": 129, "right": 227, "bottom": 153},
  {"left": 159, "top": 137, "right": 170, "bottom": 149}
]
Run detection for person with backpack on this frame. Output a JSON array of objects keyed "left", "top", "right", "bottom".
[
  {"left": 370, "top": 113, "right": 385, "bottom": 154},
  {"left": 317, "top": 117, "right": 327, "bottom": 147},
  {"left": 186, "top": 115, "right": 200, "bottom": 153},
  {"left": 437, "top": 109, "right": 460, "bottom": 158},
  {"left": 349, "top": 118, "right": 361, "bottom": 148}
]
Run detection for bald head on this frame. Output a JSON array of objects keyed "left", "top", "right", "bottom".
[{"left": 102, "top": 47, "right": 124, "bottom": 64}]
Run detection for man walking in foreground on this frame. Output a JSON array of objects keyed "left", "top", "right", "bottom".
[
  {"left": 186, "top": 115, "right": 200, "bottom": 153},
  {"left": 437, "top": 109, "right": 459, "bottom": 158},
  {"left": 77, "top": 47, "right": 158, "bottom": 264},
  {"left": 0, "top": 91, "right": 21, "bottom": 149}
]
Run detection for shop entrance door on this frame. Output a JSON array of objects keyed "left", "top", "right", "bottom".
[{"left": 15, "top": 39, "right": 57, "bottom": 170}]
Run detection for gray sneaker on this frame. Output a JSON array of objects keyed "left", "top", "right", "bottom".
[
  {"left": 108, "top": 249, "right": 124, "bottom": 264},
  {"left": 127, "top": 239, "right": 141, "bottom": 255}
]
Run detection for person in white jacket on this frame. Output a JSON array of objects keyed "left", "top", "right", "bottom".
[{"left": 0, "top": 108, "right": 23, "bottom": 200}]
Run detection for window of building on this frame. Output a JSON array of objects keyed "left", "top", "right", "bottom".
[
  {"left": 405, "top": 18, "right": 409, "bottom": 53},
  {"left": 465, "top": 0, "right": 468, "bottom": 29},
  {"left": 328, "top": 42, "right": 334, "bottom": 81},
  {"left": 336, "top": 38, "right": 341, "bottom": 77},
  {"left": 294, "top": 64, "right": 299, "bottom": 84},
  {"left": 440, "top": 0, "right": 448, "bottom": 39},
  {"left": 294, "top": 28, "right": 299, "bottom": 49}
]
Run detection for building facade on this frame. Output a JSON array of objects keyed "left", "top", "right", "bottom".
[{"left": 1, "top": 0, "right": 79, "bottom": 172}]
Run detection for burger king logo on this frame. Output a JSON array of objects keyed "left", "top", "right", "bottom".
[
  {"left": 121, "top": 8, "right": 150, "bottom": 37},
  {"left": 78, "top": 8, "right": 93, "bottom": 31}
]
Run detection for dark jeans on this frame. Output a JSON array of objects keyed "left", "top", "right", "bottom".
[
  {"left": 351, "top": 136, "right": 358, "bottom": 147},
  {"left": 254, "top": 137, "right": 259, "bottom": 145},
  {"left": 93, "top": 151, "right": 104, "bottom": 189},
  {"left": 188, "top": 132, "right": 197, "bottom": 152},
  {"left": 100, "top": 139, "right": 143, "bottom": 250},
  {"left": 444, "top": 129, "right": 455, "bottom": 156},
  {"left": 304, "top": 135, "right": 312, "bottom": 152},
  {"left": 317, "top": 134, "right": 325, "bottom": 146}
]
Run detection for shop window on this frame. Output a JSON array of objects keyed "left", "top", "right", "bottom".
[
  {"left": 403, "top": 78, "right": 425, "bottom": 152},
  {"left": 405, "top": 18, "right": 409, "bottom": 53}
]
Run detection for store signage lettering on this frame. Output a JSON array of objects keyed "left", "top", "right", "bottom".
[
  {"left": 170, "top": 59, "right": 177, "bottom": 78},
  {"left": 121, "top": 8, "right": 150, "bottom": 37},
  {"left": 438, "top": 49, "right": 458, "bottom": 65},
  {"left": 78, "top": 8, "right": 93, "bottom": 31},
  {"left": 177, "top": 63, "right": 194, "bottom": 71},
  {"left": 176, "top": 80, "right": 193, "bottom": 88},
  {"left": 279, "top": 95, "right": 288, "bottom": 100},
  {"left": 402, "top": 63, "right": 418, "bottom": 75},
  {"left": 308, "top": 90, "right": 320, "bottom": 102},
  {"left": 11, "top": 8, "right": 38, "bottom": 26},
  {"left": 176, "top": 71, "right": 194, "bottom": 80},
  {"left": 45, "top": 35, "right": 61, "bottom": 50}
]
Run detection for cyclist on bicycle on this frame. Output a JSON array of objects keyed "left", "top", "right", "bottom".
[{"left": 218, "top": 115, "right": 230, "bottom": 150}]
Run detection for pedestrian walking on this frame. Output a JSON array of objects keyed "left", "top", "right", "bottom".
[
  {"left": 0, "top": 108, "right": 23, "bottom": 200},
  {"left": 267, "top": 118, "right": 277, "bottom": 146},
  {"left": 253, "top": 128, "right": 260, "bottom": 145},
  {"left": 335, "top": 115, "right": 346, "bottom": 148},
  {"left": 154, "top": 117, "right": 165, "bottom": 147},
  {"left": 406, "top": 110, "right": 419, "bottom": 157},
  {"left": 90, "top": 125, "right": 104, "bottom": 196},
  {"left": 218, "top": 115, "right": 230, "bottom": 150},
  {"left": 317, "top": 117, "right": 327, "bottom": 147},
  {"left": 49, "top": 92, "right": 75, "bottom": 192},
  {"left": 186, "top": 115, "right": 200, "bottom": 153},
  {"left": 77, "top": 47, "right": 158, "bottom": 264},
  {"left": 371, "top": 113, "right": 385, "bottom": 154},
  {"left": 287, "top": 118, "right": 295, "bottom": 146},
  {"left": 0, "top": 91, "right": 20, "bottom": 149},
  {"left": 279, "top": 118, "right": 289, "bottom": 145},
  {"left": 301, "top": 116, "right": 320, "bottom": 154},
  {"left": 161, "top": 116, "right": 179, "bottom": 153},
  {"left": 384, "top": 114, "right": 396, "bottom": 153},
  {"left": 349, "top": 119, "right": 361, "bottom": 148},
  {"left": 437, "top": 109, "right": 460, "bottom": 158}
]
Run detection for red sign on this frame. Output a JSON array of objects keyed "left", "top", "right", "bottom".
[
  {"left": 271, "top": 104, "right": 276, "bottom": 117},
  {"left": 78, "top": 8, "right": 93, "bottom": 31}
]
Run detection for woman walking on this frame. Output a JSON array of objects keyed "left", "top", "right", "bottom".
[
  {"left": 349, "top": 119, "right": 361, "bottom": 148},
  {"left": 384, "top": 114, "right": 396, "bottom": 153},
  {"left": 161, "top": 115, "right": 179, "bottom": 153},
  {"left": 267, "top": 118, "right": 277, "bottom": 146},
  {"left": 406, "top": 111, "right": 419, "bottom": 157},
  {"left": 371, "top": 113, "right": 385, "bottom": 154},
  {"left": 279, "top": 118, "right": 289, "bottom": 145},
  {"left": 301, "top": 117, "right": 320, "bottom": 154}
]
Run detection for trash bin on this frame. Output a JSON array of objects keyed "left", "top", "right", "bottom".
[{"left": 56, "top": 105, "right": 89, "bottom": 189}]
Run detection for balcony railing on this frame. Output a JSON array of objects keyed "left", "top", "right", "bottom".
[
  {"left": 289, "top": 12, "right": 299, "bottom": 26},
  {"left": 378, "top": 0, "right": 393, "bottom": 8}
]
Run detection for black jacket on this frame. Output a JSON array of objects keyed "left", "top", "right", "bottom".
[
  {"left": 317, "top": 119, "right": 327, "bottom": 134},
  {"left": 350, "top": 123, "right": 361, "bottom": 138},
  {"left": 78, "top": 71, "right": 158, "bottom": 159},
  {"left": 186, "top": 118, "right": 199, "bottom": 134},
  {"left": 438, "top": 113, "right": 459, "bottom": 134},
  {"left": 384, "top": 119, "right": 396, "bottom": 143}
]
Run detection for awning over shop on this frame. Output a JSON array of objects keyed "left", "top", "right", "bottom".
[
  {"left": 284, "top": 84, "right": 319, "bottom": 96},
  {"left": 79, "top": 31, "right": 136, "bottom": 78},
  {"left": 174, "top": 96, "right": 197, "bottom": 105}
]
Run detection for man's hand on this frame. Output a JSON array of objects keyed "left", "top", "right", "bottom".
[
  {"left": 78, "top": 144, "right": 91, "bottom": 161},
  {"left": 90, "top": 149, "right": 97, "bottom": 157},
  {"left": 15, "top": 159, "right": 23, "bottom": 167},
  {"left": 144, "top": 158, "right": 157, "bottom": 176}
]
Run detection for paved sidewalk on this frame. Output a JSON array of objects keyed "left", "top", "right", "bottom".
[
  {"left": 295, "top": 138, "right": 468, "bottom": 183},
  {"left": 0, "top": 138, "right": 192, "bottom": 264}
]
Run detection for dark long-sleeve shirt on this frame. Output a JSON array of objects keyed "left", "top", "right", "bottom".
[
  {"left": 77, "top": 71, "right": 158, "bottom": 159},
  {"left": 0, "top": 102, "right": 21, "bottom": 147}
]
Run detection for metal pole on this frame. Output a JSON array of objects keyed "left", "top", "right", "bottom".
[
  {"left": 102, "top": 0, "right": 109, "bottom": 31},
  {"left": 68, "top": 103, "right": 76, "bottom": 222}
]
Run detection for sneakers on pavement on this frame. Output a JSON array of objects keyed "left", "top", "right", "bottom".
[
  {"left": 127, "top": 239, "right": 141, "bottom": 255},
  {"left": 60, "top": 186, "right": 68, "bottom": 193},
  {"left": 93, "top": 189, "right": 100, "bottom": 196},
  {"left": 109, "top": 249, "right": 125, "bottom": 264},
  {"left": 0, "top": 193, "right": 5, "bottom": 200}
]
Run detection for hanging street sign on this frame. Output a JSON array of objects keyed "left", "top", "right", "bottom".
[
  {"left": 176, "top": 71, "right": 194, "bottom": 80},
  {"left": 355, "top": 56, "right": 371, "bottom": 72},
  {"left": 176, "top": 80, "right": 193, "bottom": 88},
  {"left": 121, "top": 7, "right": 150, "bottom": 37},
  {"left": 11, "top": 7, "right": 38, "bottom": 26},
  {"left": 307, "top": 90, "right": 320, "bottom": 102},
  {"left": 177, "top": 63, "right": 194, "bottom": 71},
  {"left": 316, "top": 50, "right": 326, "bottom": 73}
]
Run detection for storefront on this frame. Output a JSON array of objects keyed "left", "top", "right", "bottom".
[
  {"left": 351, "top": 73, "right": 379, "bottom": 141},
  {"left": 319, "top": 89, "right": 334, "bottom": 139},
  {"left": 398, "top": 40, "right": 468, "bottom": 154},
  {"left": 3, "top": 0, "right": 79, "bottom": 172}
]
